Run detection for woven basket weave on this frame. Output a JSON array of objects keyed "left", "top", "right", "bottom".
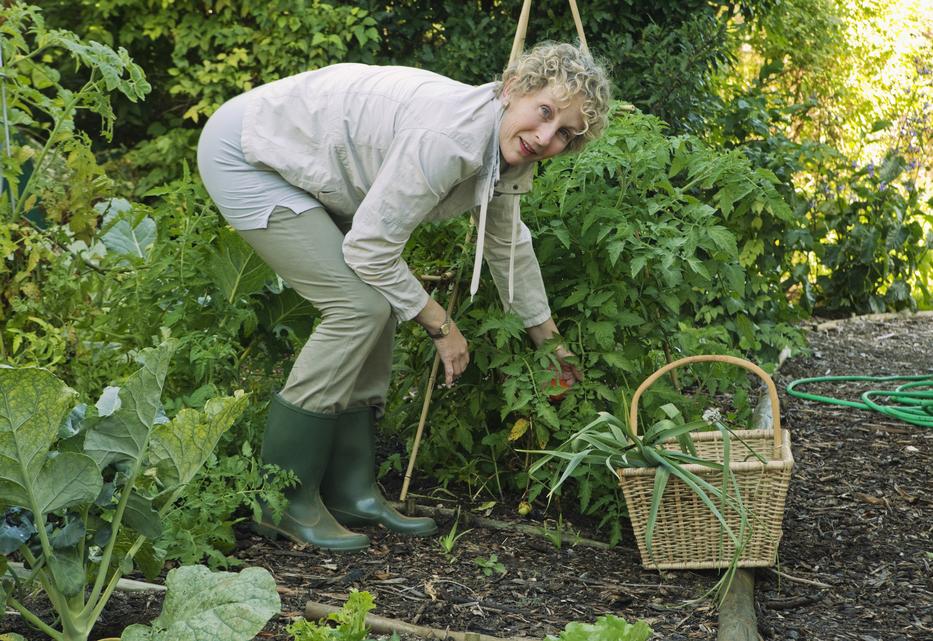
[{"left": 617, "top": 355, "right": 794, "bottom": 570}]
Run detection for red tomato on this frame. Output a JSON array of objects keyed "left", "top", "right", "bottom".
[{"left": 547, "top": 364, "right": 573, "bottom": 402}]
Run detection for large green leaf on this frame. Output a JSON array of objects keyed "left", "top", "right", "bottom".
[
  {"left": 148, "top": 391, "right": 248, "bottom": 490},
  {"left": 98, "top": 199, "right": 156, "bottom": 258},
  {"left": 33, "top": 452, "right": 102, "bottom": 513},
  {"left": 124, "top": 491, "right": 161, "bottom": 540},
  {"left": 0, "top": 368, "right": 77, "bottom": 511},
  {"left": 644, "top": 466, "right": 670, "bottom": 558},
  {"left": 110, "top": 530, "right": 165, "bottom": 580},
  {"left": 210, "top": 228, "right": 275, "bottom": 304},
  {"left": 84, "top": 341, "right": 177, "bottom": 469},
  {"left": 47, "top": 551, "right": 85, "bottom": 598},
  {"left": 261, "top": 287, "right": 316, "bottom": 340},
  {"left": 120, "top": 566, "right": 280, "bottom": 641}
]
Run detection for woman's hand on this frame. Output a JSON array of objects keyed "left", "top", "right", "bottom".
[
  {"left": 553, "top": 344, "right": 584, "bottom": 385},
  {"left": 527, "top": 318, "right": 584, "bottom": 387},
  {"left": 415, "top": 299, "right": 469, "bottom": 386},
  {"left": 433, "top": 323, "right": 469, "bottom": 386}
]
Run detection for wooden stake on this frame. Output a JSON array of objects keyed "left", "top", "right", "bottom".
[
  {"left": 400, "top": 225, "right": 472, "bottom": 502},
  {"left": 717, "top": 569, "right": 757, "bottom": 641}
]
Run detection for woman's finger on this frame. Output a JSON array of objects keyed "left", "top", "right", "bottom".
[{"left": 568, "top": 364, "right": 584, "bottom": 383}]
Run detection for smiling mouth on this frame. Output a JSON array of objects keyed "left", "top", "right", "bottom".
[{"left": 519, "top": 138, "right": 535, "bottom": 156}]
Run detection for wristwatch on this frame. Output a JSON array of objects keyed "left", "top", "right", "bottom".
[{"left": 427, "top": 316, "right": 453, "bottom": 339}]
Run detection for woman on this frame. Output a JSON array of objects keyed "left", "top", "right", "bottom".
[{"left": 197, "top": 42, "right": 611, "bottom": 551}]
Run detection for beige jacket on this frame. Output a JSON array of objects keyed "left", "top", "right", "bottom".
[{"left": 240, "top": 63, "right": 551, "bottom": 326}]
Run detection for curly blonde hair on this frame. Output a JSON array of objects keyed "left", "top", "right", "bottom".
[{"left": 497, "top": 42, "right": 612, "bottom": 152}]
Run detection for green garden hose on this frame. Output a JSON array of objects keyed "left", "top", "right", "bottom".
[{"left": 786, "top": 374, "right": 933, "bottom": 428}]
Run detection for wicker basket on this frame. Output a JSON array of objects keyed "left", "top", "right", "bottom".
[{"left": 617, "top": 355, "right": 793, "bottom": 570}]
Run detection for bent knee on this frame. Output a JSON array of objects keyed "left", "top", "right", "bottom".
[{"left": 327, "top": 288, "right": 392, "bottom": 328}]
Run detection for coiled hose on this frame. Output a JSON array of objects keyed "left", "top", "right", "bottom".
[{"left": 786, "top": 375, "right": 933, "bottom": 428}]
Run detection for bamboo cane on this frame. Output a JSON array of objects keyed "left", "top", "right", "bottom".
[{"left": 399, "top": 253, "right": 467, "bottom": 501}]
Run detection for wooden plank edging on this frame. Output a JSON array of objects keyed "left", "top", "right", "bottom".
[{"left": 716, "top": 346, "right": 792, "bottom": 640}]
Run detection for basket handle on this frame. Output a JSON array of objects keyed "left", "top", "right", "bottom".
[
  {"left": 508, "top": 0, "right": 590, "bottom": 66},
  {"left": 629, "top": 354, "right": 782, "bottom": 450}
]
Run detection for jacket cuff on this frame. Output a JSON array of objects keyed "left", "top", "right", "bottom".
[
  {"left": 396, "top": 289, "right": 432, "bottom": 323},
  {"left": 522, "top": 308, "right": 554, "bottom": 329}
]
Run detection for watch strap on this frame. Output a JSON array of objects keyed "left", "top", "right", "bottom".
[{"left": 427, "top": 317, "right": 452, "bottom": 339}]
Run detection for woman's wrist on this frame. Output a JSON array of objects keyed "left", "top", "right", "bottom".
[
  {"left": 426, "top": 315, "right": 454, "bottom": 339},
  {"left": 415, "top": 300, "right": 452, "bottom": 338},
  {"left": 526, "top": 318, "right": 560, "bottom": 347}
]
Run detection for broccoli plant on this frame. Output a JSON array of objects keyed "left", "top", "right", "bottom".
[{"left": 0, "top": 341, "right": 280, "bottom": 641}]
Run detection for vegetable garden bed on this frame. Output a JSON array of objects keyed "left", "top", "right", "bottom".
[{"left": 3, "top": 314, "right": 930, "bottom": 640}]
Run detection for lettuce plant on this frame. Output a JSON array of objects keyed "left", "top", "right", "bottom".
[
  {"left": 0, "top": 341, "right": 279, "bottom": 641},
  {"left": 287, "top": 590, "right": 376, "bottom": 641},
  {"left": 544, "top": 614, "right": 652, "bottom": 641}
]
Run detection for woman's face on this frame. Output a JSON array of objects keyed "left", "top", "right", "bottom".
[{"left": 499, "top": 84, "right": 585, "bottom": 166}]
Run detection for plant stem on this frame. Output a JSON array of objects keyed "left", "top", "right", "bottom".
[
  {"left": 662, "top": 339, "right": 681, "bottom": 390},
  {"left": 18, "top": 466, "right": 72, "bottom": 625},
  {"left": 82, "top": 486, "right": 187, "bottom": 621},
  {"left": 519, "top": 357, "right": 542, "bottom": 402},
  {"left": 88, "top": 533, "right": 147, "bottom": 624},
  {"left": 236, "top": 335, "right": 258, "bottom": 368},
  {"left": 6, "top": 594, "right": 64, "bottom": 641},
  {"left": 484, "top": 424, "right": 504, "bottom": 500},
  {"left": 84, "top": 457, "right": 145, "bottom": 609},
  {"left": 84, "top": 483, "right": 188, "bottom": 619},
  {"left": 17, "top": 80, "right": 86, "bottom": 215},
  {"left": 18, "top": 547, "right": 71, "bottom": 625}
]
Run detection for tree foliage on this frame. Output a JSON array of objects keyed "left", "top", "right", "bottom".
[
  {"left": 718, "top": 0, "right": 933, "bottom": 311},
  {"left": 38, "top": 0, "right": 381, "bottom": 192}
]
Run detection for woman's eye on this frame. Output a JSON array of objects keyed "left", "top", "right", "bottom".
[
  {"left": 559, "top": 128, "right": 572, "bottom": 142},
  {"left": 540, "top": 105, "right": 551, "bottom": 118}
]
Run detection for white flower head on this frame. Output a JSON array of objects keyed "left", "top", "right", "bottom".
[{"left": 702, "top": 408, "right": 723, "bottom": 425}]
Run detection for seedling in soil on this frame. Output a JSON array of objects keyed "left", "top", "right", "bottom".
[
  {"left": 474, "top": 554, "right": 506, "bottom": 576},
  {"left": 288, "top": 589, "right": 379, "bottom": 641},
  {"left": 544, "top": 614, "right": 652, "bottom": 641},
  {"left": 542, "top": 514, "right": 581, "bottom": 550},
  {"left": 437, "top": 509, "right": 471, "bottom": 558}
]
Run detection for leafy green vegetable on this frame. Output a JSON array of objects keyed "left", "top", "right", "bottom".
[
  {"left": 287, "top": 590, "right": 376, "bottom": 641},
  {"left": 120, "top": 566, "right": 279, "bottom": 641},
  {"left": 0, "top": 342, "right": 277, "bottom": 641},
  {"left": 544, "top": 614, "right": 652, "bottom": 641}
]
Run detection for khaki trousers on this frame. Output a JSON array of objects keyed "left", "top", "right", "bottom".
[{"left": 239, "top": 206, "right": 395, "bottom": 415}]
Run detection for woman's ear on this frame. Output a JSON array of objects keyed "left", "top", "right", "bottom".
[{"left": 501, "top": 78, "right": 515, "bottom": 105}]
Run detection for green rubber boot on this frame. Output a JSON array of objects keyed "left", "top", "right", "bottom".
[
  {"left": 254, "top": 394, "right": 369, "bottom": 552},
  {"left": 322, "top": 407, "right": 437, "bottom": 536}
]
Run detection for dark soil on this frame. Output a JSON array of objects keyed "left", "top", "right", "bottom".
[
  {"left": 3, "top": 314, "right": 931, "bottom": 641},
  {"left": 756, "top": 314, "right": 933, "bottom": 641}
]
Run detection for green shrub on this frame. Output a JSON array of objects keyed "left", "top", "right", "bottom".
[
  {"left": 385, "top": 105, "right": 804, "bottom": 542},
  {"left": 40, "top": 0, "right": 381, "bottom": 192}
]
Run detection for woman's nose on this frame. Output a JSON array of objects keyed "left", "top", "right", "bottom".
[{"left": 535, "top": 125, "right": 555, "bottom": 147}]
